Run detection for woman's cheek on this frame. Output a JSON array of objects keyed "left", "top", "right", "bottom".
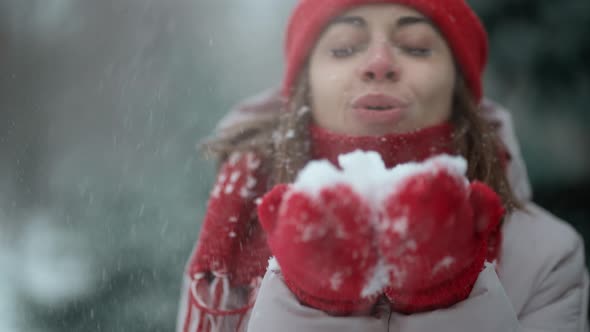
[
  {"left": 312, "top": 71, "right": 347, "bottom": 102},
  {"left": 410, "top": 63, "right": 452, "bottom": 98}
]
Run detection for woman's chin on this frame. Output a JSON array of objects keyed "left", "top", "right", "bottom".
[
  {"left": 345, "top": 107, "right": 410, "bottom": 136},
  {"left": 314, "top": 118, "right": 413, "bottom": 137}
]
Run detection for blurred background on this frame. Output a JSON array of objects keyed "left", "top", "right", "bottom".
[{"left": 0, "top": 0, "right": 588, "bottom": 331}]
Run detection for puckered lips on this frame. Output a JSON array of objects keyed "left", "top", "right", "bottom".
[{"left": 351, "top": 93, "right": 408, "bottom": 124}]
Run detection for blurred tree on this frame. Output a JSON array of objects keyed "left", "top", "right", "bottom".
[{"left": 472, "top": 0, "right": 590, "bottom": 268}]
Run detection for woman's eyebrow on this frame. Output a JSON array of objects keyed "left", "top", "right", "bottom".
[
  {"left": 396, "top": 16, "right": 434, "bottom": 29},
  {"left": 328, "top": 16, "right": 367, "bottom": 28},
  {"left": 328, "top": 15, "right": 433, "bottom": 30}
]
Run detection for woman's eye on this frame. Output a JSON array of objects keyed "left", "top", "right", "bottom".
[
  {"left": 402, "top": 46, "right": 432, "bottom": 57},
  {"left": 331, "top": 46, "right": 357, "bottom": 58}
]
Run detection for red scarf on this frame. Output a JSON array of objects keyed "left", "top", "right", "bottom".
[{"left": 309, "top": 122, "right": 455, "bottom": 168}]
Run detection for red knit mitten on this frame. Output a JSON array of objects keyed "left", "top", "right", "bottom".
[
  {"left": 379, "top": 159, "right": 504, "bottom": 313},
  {"left": 182, "top": 152, "right": 271, "bottom": 332},
  {"left": 258, "top": 183, "right": 379, "bottom": 315},
  {"left": 189, "top": 152, "right": 269, "bottom": 285}
]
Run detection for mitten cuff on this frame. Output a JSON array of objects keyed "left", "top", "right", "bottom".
[{"left": 385, "top": 237, "right": 488, "bottom": 314}]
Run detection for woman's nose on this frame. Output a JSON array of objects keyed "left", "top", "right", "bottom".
[{"left": 358, "top": 43, "right": 399, "bottom": 82}]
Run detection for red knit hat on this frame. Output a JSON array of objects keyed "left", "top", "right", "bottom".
[{"left": 281, "top": 0, "right": 488, "bottom": 103}]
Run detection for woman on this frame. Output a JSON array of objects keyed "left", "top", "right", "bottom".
[{"left": 178, "top": 1, "right": 589, "bottom": 331}]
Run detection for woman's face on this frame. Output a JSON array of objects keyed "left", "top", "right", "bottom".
[{"left": 308, "top": 4, "right": 456, "bottom": 136}]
